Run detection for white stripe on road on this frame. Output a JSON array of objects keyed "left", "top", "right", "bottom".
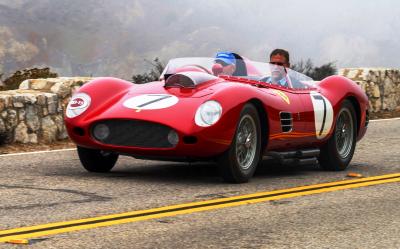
[
  {"left": 370, "top": 117, "right": 400, "bottom": 122},
  {"left": 0, "top": 148, "right": 75, "bottom": 157}
]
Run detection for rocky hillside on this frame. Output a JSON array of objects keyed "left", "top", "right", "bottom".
[
  {"left": 0, "top": 0, "right": 249, "bottom": 79},
  {"left": 1, "top": 0, "right": 399, "bottom": 80}
]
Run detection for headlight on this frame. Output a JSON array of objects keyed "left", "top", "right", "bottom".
[
  {"left": 167, "top": 130, "right": 179, "bottom": 145},
  {"left": 195, "top": 100, "right": 222, "bottom": 127},
  {"left": 66, "top": 93, "right": 91, "bottom": 118},
  {"left": 93, "top": 123, "right": 110, "bottom": 141}
]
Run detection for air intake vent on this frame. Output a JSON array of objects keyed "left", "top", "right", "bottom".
[{"left": 280, "top": 112, "right": 293, "bottom": 132}]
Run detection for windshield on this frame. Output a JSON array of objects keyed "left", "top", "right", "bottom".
[{"left": 161, "top": 57, "right": 315, "bottom": 90}]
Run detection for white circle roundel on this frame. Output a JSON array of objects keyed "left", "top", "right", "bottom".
[
  {"left": 123, "top": 94, "right": 178, "bottom": 110},
  {"left": 66, "top": 93, "right": 91, "bottom": 118}
]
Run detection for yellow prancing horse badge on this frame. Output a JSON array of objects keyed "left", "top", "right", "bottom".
[{"left": 272, "top": 90, "right": 290, "bottom": 104}]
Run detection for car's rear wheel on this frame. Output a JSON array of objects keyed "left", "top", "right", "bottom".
[
  {"left": 77, "top": 146, "right": 119, "bottom": 172},
  {"left": 319, "top": 100, "right": 357, "bottom": 170},
  {"left": 218, "top": 103, "right": 261, "bottom": 183}
]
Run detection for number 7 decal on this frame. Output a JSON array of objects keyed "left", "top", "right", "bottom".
[{"left": 310, "top": 91, "right": 334, "bottom": 139}]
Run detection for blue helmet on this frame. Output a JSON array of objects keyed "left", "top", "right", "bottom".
[{"left": 215, "top": 52, "right": 236, "bottom": 65}]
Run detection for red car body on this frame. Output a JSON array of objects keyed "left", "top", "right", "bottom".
[{"left": 65, "top": 56, "right": 369, "bottom": 182}]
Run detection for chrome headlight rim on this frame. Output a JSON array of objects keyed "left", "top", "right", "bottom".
[{"left": 195, "top": 100, "right": 223, "bottom": 127}]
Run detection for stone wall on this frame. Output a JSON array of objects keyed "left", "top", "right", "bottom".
[
  {"left": 0, "top": 69, "right": 400, "bottom": 145},
  {"left": 0, "top": 77, "right": 92, "bottom": 144},
  {"left": 338, "top": 68, "right": 400, "bottom": 112}
]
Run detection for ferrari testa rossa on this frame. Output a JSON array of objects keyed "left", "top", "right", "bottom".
[{"left": 65, "top": 54, "right": 369, "bottom": 183}]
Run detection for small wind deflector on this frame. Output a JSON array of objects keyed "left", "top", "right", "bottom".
[{"left": 164, "top": 71, "right": 218, "bottom": 88}]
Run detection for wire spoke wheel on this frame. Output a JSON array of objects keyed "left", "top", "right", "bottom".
[
  {"left": 318, "top": 99, "right": 357, "bottom": 171},
  {"left": 335, "top": 108, "right": 354, "bottom": 159},
  {"left": 235, "top": 115, "right": 257, "bottom": 170},
  {"left": 218, "top": 103, "right": 262, "bottom": 183}
]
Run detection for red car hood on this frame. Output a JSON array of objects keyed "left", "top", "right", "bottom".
[{"left": 73, "top": 81, "right": 217, "bottom": 135}]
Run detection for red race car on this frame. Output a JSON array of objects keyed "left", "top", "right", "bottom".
[{"left": 65, "top": 54, "right": 369, "bottom": 183}]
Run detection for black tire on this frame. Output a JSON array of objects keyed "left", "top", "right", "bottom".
[
  {"left": 77, "top": 146, "right": 119, "bottom": 172},
  {"left": 319, "top": 100, "right": 357, "bottom": 170},
  {"left": 218, "top": 103, "right": 262, "bottom": 183}
]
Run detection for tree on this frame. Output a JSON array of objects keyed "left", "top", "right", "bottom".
[
  {"left": 131, "top": 58, "right": 165, "bottom": 84},
  {"left": 292, "top": 59, "right": 337, "bottom": 80},
  {"left": 311, "top": 62, "right": 337, "bottom": 81}
]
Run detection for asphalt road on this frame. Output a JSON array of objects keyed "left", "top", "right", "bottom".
[{"left": 0, "top": 119, "right": 399, "bottom": 249}]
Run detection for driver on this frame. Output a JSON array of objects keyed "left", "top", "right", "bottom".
[
  {"left": 262, "top": 49, "right": 291, "bottom": 87},
  {"left": 212, "top": 52, "right": 236, "bottom": 76}
]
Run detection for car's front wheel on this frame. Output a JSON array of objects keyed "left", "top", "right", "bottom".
[
  {"left": 319, "top": 100, "right": 357, "bottom": 170},
  {"left": 77, "top": 146, "right": 119, "bottom": 172},
  {"left": 218, "top": 103, "right": 262, "bottom": 183}
]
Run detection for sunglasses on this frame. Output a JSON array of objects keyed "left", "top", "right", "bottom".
[{"left": 269, "top": 61, "right": 285, "bottom": 66}]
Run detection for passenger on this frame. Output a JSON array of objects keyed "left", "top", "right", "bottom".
[
  {"left": 263, "top": 48, "right": 291, "bottom": 87},
  {"left": 212, "top": 52, "right": 236, "bottom": 76},
  {"left": 270, "top": 48, "right": 291, "bottom": 68}
]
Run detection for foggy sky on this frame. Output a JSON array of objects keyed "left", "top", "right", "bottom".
[{"left": 0, "top": 0, "right": 399, "bottom": 77}]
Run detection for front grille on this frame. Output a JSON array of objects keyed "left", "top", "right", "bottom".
[{"left": 91, "top": 120, "right": 175, "bottom": 148}]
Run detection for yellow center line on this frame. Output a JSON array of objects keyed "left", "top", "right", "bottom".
[{"left": 1, "top": 172, "right": 399, "bottom": 242}]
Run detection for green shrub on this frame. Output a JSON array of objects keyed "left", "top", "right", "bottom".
[
  {"left": 1, "top": 67, "right": 58, "bottom": 90},
  {"left": 131, "top": 58, "right": 165, "bottom": 84},
  {"left": 292, "top": 59, "right": 337, "bottom": 80}
]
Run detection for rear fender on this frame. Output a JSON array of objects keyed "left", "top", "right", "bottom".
[{"left": 318, "top": 75, "right": 369, "bottom": 140}]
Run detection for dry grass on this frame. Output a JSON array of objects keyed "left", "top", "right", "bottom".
[{"left": 0, "top": 139, "right": 75, "bottom": 155}]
